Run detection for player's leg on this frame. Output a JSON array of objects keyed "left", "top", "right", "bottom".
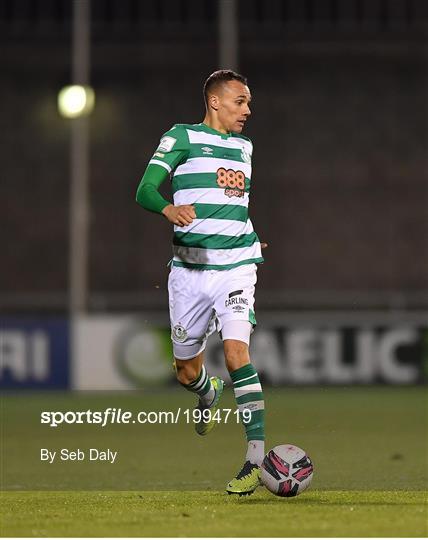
[
  {"left": 174, "top": 350, "right": 204, "bottom": 385},
  {"left": 212, "top": 264, "right": 265, "bottom": 495},
  {"left": 223, "top": 331, "right": 265, "bottom": 495},
  {"left": 174, "top": 349, "right": 215, "bottom": 409},
  {"left": 174, "top": 349, "right": 224, "bottom": 436},
  {"left": 224, "top": 336, "right": 265, "bottom": 466},
  {"left": 168, "top": 266, "right": 224, "bottom": 435}
]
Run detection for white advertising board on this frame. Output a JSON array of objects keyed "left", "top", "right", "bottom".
[{"left": 72, "top": 312, "right": 427, "bottom": 390}]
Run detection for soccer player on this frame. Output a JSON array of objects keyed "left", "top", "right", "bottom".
[{"left": 136, "top": 70, "right": 265, "bottom": 495}]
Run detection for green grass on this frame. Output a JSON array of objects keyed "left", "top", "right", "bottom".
[
  {"left": 1, "top": 387, "right": 427, "bottom": 536},
  {"left": 1, "top": 490, "right": 427, "bottom": 537}
]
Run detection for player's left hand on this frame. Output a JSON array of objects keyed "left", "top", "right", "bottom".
[{"left": 261, "top": 242, "right": 268, "bottom": 249}]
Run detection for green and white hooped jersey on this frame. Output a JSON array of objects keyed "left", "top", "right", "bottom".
[{"left": 149, "top": 123, "right": 264, "bottom": 271}]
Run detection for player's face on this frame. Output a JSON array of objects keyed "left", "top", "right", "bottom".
[{"left": 216, "top": 80, "right": 252, "bottom": 133}]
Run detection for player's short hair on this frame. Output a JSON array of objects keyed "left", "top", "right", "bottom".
[{"left": 203, "top": 70, "right": 248, "bottom": 106}]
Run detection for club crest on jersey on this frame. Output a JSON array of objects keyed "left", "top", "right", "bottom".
[
  {"left": 241, "top": 147, "right": 251, "bottom": 164},
  {"left": 216, "top": 167, "right": 245, "bottom": 198}
]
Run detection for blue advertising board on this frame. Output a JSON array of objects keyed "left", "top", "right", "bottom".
[{"left": 0, "top": 318, "right": 69, "bottom": 389}]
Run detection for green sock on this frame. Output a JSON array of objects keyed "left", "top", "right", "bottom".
[
  {"left": 180, "top": 365, "right": 215, "bottom": 407},
  {"left": 230, "top": 364, "right": 265, "bottom": 464}
]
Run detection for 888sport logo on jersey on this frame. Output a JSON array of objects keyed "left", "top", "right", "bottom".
[{"left": 216, "top": 168, "right": 246, "bottom": 198}]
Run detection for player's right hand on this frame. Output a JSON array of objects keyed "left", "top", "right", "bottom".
[{"left": 162, "top": 204, "right": 196, "bottom": 226}]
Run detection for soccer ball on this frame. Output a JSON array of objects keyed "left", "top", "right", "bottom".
[{"left": 261, "top": 444, "right": 314, "bottom": 497}]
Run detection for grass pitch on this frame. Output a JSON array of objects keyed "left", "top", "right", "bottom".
[
  {"left": 1, "top": 490, "right": 427, "bottom": 537},
  {"left": 1, "top": 387, "right": 427, "bottom": 536}
]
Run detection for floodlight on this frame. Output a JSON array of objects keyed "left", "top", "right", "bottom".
[{"left": 58, "top": 85, "right": 95, "bottom": 118}]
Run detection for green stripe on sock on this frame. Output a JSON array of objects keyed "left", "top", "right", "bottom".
[
  {"left": 199, "top": 377, "right": 212, "bottom": 396},
  {"left": 233, "top": 373, "right": 259, "bottom": 388},
  {"left": 242, "top": 411, "right": 265, "bottom": 441},
  {"left": 236, "top": 392, "right": 264, "bottom": 405},
  {"left": 180, "top": 367, "right": 208, "bottom": 393},
  {"left": 230, "top": 363, "right": 256, "bottom": 383},
  {"left": 246, "top": 422, "right": 264, "bottom": 433},
  {"left": 188, "top": 368, "right": 204, "bottom": 388},
  {"left": 192, "top": 373, "right": 207, "bottom": 392},
  {"left": 239, "top": 410, "right": 264, "bottom": 426},
  {"left": 231, "top": 364, "right": 265, "bottom": 442},
  {"left": 244, "top": 410, "right": 264, "bottom": 426}
]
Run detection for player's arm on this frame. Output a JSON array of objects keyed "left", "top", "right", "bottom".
[
  {"left": 136, "top": 162, "right": 195, "bottom": 226},
  {"left": 135, "top": 163, "right": 171, "bottom": 214}
]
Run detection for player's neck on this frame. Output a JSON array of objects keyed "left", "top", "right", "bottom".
[{"left": 202, "top": 114, "right": 229, "bottom": 135}]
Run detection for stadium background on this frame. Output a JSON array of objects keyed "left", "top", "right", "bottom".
[
  {"left": 1, "top": 1, "right": 427, "bottom": 536},
  {"left": 1, "top": 0, "right": 426, "bottom": 390}
]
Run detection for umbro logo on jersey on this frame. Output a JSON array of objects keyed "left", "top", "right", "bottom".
[{"left": 201, "top": 146, "right": 214, "bottom": 155}]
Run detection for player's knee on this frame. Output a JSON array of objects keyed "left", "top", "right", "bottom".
[
  {"left": 224, "top": 340, "right": 250, "bottom": 372},
  {"left": 175, "top": 360, "right": 200, "bottom": 385}
]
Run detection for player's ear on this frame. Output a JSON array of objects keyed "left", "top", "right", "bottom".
[{"left": 209, "top": 94, "right": 219, "bottom": 111}]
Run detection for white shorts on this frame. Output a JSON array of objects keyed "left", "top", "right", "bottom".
[{"left": 168, "top": 264, "right": 257, "bottom": 360}]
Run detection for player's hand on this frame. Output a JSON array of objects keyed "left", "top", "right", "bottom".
[
  {"left": 261, "top": 242, "right": 268, "bottom": 249},
  {"left": 162, "top": 204, "right": 196, "bottom": 226}
]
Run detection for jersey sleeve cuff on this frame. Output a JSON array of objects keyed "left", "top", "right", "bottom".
[{"left": 149, "top": 159, "right": 172, "bottom": 173}]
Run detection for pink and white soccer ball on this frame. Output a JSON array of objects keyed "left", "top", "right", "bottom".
[{"left": 261, "top": 444, "right": 314, "bottom": 497}]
